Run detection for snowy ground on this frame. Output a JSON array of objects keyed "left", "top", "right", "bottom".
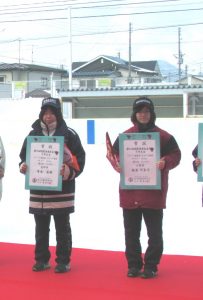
[{"left": 0, "top": 98, "right": 202, "bottom": 256}]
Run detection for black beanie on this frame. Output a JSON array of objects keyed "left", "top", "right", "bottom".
[
  {"left": 132, "top": 97, "right": 154, "bottom": 113},
  {"left": 39, "top": 97, "right": 63, "bottom": 126},
  {"left": 41, "top": 97, "right": 61, "bottom": 110},
  {"left": 131, "top": 97, "right": 156, "bottom": 127}
]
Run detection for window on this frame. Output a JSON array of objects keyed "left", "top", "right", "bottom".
[
  {"left": 80, "top": 80, "right": 86, "bottom": 87},
  {"left": 79, "top": 79, "right": 96, "bottom": 88},
  {"left": 87, "top": 80, "right": 95, "bottom": 88},
  {"left": 0, "top": 76, "right": 5, "bottom": 83},
  {"left": 41, "top": 77, "right": 48, "bottom": 87}
]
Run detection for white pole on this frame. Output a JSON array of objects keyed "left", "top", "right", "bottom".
[
  {"left": 50, "top": 72, "right": 53, "bottom": 96},
  {"left": 183, "top": 92, "right": 188, "bottom": 118},
  {"left": 68, "top": 7, "right": 72, "bottom": 90},
  {"left": 19, "top": 39, "right": 21, "bottom": 64}
]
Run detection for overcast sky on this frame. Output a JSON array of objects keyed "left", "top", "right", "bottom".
[{"left": 1, "top": 0, "right": 203, "bottom": 74}]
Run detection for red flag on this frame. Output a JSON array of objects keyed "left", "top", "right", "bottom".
[
  {"left": 64, "top": 144, "right": 80, "bottom": 171},
  {"left": 106, "top": 132, "right": 120, "bottom": 173}
]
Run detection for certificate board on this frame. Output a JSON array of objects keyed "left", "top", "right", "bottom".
[
  {"left": 119, "top": 132, "right": 161, "bottom": 190},
  {"left": 197, "top": 123, "right": 203, "bottom": 181},
  {"left": 25, "top": 136, "right": 64, "bottom": 191}
]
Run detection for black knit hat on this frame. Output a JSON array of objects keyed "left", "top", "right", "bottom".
[
  {"left": 41, "top": 97, "right": 61, "bottom": 110},
  {"left": 132, "top": 97, "right": 154, "bottom": 113},
  {"left": 39, "top": 97, "right": 63, "bottom": 126}
]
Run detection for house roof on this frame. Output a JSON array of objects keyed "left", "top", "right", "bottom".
[
  {"left": 0, "top": 63, "right": 67, "bottom": 74},
  {"left": 132, "top": 60, "right": 158, "bottom": 72},
  {"left": 72, "top": 55, "right": 126, "bottom": 72},
  {"left": 25, "top": 88, "right": 51, "bottom": 98},
  {"left": 180, "top": 75, "right": 203, "bottom": 81},
  {"left": 72, "top": 62, "right": 85, "bottom": 70},
  {"left": 72, "top": 55, "right": 157, "bottom": 75},
  {"left": 59, "top": 83, "right": 203, "bottom": 98}
]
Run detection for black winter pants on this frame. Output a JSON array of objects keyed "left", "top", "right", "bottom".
[
  {"left": 123, "top": 208, "right": 163, "bottom": 272},
  {"left": 34, "top": 213, "right": 72, "bottom": 265}
]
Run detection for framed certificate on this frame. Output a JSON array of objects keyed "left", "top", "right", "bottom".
[
  {"left": 197, "top": 123, "right": 203, "bottom": 181},
  {"left": 25, "top": 136, "right": 64, "bottom": 191},
  {"left": 119, "top": 132, "right": 161, "bottom": 190}
]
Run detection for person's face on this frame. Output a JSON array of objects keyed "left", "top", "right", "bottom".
[
  {"left": 42, "top": 107, "right": 57, "bottom": 125},
  {"left": 136, "top": 106, "right": 151, "bottom": 124}
]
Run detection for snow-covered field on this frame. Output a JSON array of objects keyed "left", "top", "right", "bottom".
[{"left": 0, "top": 98, "right": 202, "bottom": 256}]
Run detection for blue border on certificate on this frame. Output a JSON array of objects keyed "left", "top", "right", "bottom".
[
  {"left": 119, "top": 132, "right": 161, "bottom": 190},
  {"left": 197, "top": 123, "right": 203, "bottom": 181},
  {"left": 25, "top": 136, "right": 64, "bottom": 191}
]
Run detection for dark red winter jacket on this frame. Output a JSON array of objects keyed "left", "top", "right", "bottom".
[{"left": 113, "top": 124, "right": 181, "bottom": 209}]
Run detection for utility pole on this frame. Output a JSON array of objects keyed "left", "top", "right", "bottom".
[
  {"left": 174, "top": 27, "right": 184, "bottom": 81},
  {"left": 18, "top": 38, "right": 21, "bottom": 64},
  {"left": 128, "top": 22, "right": 132, "bottom": 84},
  {"left": 68, "top": 7, "right": 72, "bottom": 90},
  {"left": 31, "top": 45, "right": 34, "bottom": 63}
]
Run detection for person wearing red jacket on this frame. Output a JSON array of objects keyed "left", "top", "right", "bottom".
[{"left": 112, "top": 97, "right": 181, "bottom": 279}]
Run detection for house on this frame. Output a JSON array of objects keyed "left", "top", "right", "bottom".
[
  {"left": 71, "top": 55, "right": 162, "bottom": 89},
  {"left": 72, "top": 57, "right": 180, "bottom": 86},
  {"left": 0, "top": 63, "right": 68, "bottom": 98}
]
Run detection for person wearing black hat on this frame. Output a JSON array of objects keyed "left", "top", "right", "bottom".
[
  {"left": 112, "top": 96, "right": 181, "bottom": 279},
  {"left": 19, "top": 97, "right": 85, "bottom": 273}
]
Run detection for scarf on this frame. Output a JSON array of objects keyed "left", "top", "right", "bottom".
[{"left": 40, "top": 121, "right": 57, "bottom": 136}]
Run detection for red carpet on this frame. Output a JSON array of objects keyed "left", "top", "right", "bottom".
[{"left": 0, "top": 242, "right": 202, "bottom": 300}]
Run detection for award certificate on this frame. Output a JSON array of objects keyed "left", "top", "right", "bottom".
[
  {"left": 119, "top": 132, "right": 161, "bottom": 190},
  {"left": 25, "top": 136, "right": 64, "bottom": 191}
]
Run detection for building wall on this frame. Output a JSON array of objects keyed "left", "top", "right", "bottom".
[
  {"left": 0, "top": 83, "right": 12, "bottom": 98},
  {"left": 69, "top": 95, "right": 183, "bottom": 118}
]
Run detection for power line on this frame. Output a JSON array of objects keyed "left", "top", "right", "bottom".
[
  {"left": 73, "top": 7, "right": 203, "bottom": 19},
  {"left": 0, "top": 20, "right": 202, "bottom": 44},
  {"left": 0, "top": 2, "right": 202, "bottom": 20},
  {"left": 0, "top": 6, "right": 202, "bottom": 24},
  {"left": 1, "top": 0, "right": 192, "bottom": 13},
  {"left": 0, "top": 0, "right": 185, "bottom": 11},
  {"left": 0, "top": 22, "right": 199, "bottom": 48}
]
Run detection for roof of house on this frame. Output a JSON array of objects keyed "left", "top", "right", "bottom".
[
  {"left": 132, "top": 60, "right": 158, "bottom": 71},
  {"left": 59, "top": 82, "right": 203, "bottom": 95},
  {"left": 0, "top": 63, "right": 67, "bottom": 74},
  {"left": 72, "top": 62, "right": 86, "bottom": 69},
  {"left": 25, "top": 88, "right": 51, "bottom": 98},
  {"left": 72, "top": 55, "right": 157, "bottom": 75},
  {"left": 180, "top": 75, "right": 203, "bottom": 81}
]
